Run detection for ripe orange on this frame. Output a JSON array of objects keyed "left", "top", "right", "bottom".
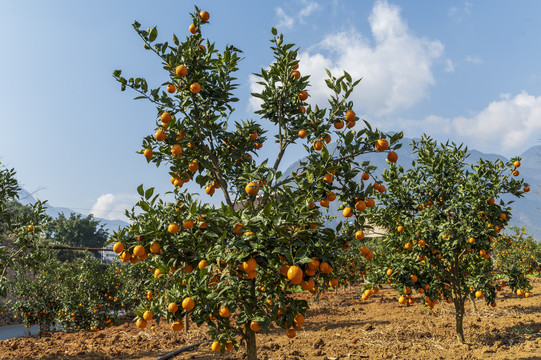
[
  {"left": 355, "top": 230, "right": 365, "bottom": 240},
  {"left": 143, "top": 311, "right": 153, "bottom": 321},
  {"left": 136, "top": 318, "right": 147, "bottom": 328},
  {"left": 361, "top": 172, "right": 370, "bottom": 181},
  {"left": 168, "top": 303, "right": 178, "bottom": 313},
  {"left": 327, "top": 192, "right": 337, "bottom": 201},
  {"left": 514, "top": 160, "right": 521, "bottom": 168},
  {"left": 133, "top": 245, "right": 146, "bottom": 258},
  {"left": 386, "top": 268, "right": 393, "bottom": 276},
  {"left": 319, "top": 198, "right": 330, "bottom": 207},
  {"left": 291, "top": 70, "right": 301, "bottom": 80},
  {"left": 345, "top": 110, "right": 356, "bottom": 122},
  {"left": 398, "top": 296, "right": 406, "bottom": 304},
  {"left": 512, "top": 170, "right": 519, "bottom": 176},
  {"left": 211, "top": 341, "right": 221, "bottom": 352},
  {"left": 190, "top": 82, "right": 201, "bottom": 94},
  {"left": 387, "top": 151, "right": 398, "bottom": 163},
  {"left": 182, "top": 297, "right": 195, "bottom": 311},
  {"left": 171, "top": 144, "right": 182, "bottom": 156},
  {"left": 488, "top": 197, "right": 495, "bottom": 204},
  {"left": 219, "top": 306, "right": 231, "bottom": 318},
  {"left": 150, "top": 242, "right": 161, "bottom": 253},
  {"left": 113, "top": 242, "right": 124, "bottom": 254},
  {"left": 287, "top": 329, "right": 296, "bottom": 338},
  {"left": 200, "top": 10, "right": 210, "bottom": 21},
  {"left": 168, "top": 223, "right": 179, "bottom": 234},
  {"left": 250, "top": 321, "right": 261, "bottom": 332},
  {"left": 397, "top": 225, "right": 404, "bottom": 233},
  {"left": 245, "top": 182, "right": 259, "bottom": 196},
  {"left": 119, "top": 251, "right": 131, "bottom": 262},
  {"left": 198, "top": 259, "right": 209, "bottom": 269},
  {"left": 355, "top": 200, "right": 366, "bottom": 212},
  {"left": 524, "top": 186, "right": 530, "bottom": 192},
  {"left": 329, "top": 278, "right": 339, "bottom": 287},
  {"left": 342, "top": 207, "right": 353, "bottom": 218},
  {"left": 410, "top": 274, "right": 418, "bottom": 283},
  {"left": 319, "top": 262, "right": 333, "bottom": 274},
  {"left": 183, "top": 220, "right": 194, "bottom": 229},
  {"left": 143, "top": 148, "right": 153, "bottom": 159},
  {"left": 516, "top": 289, "right": 525, "bottom": 296},
  {"left": 287, "top": 265, "right": 303, "bottom": 285},
  {"left": 166, "top": 84, "right": 176, "bottom": 93},
  {"left": 323, "top": 173, "right": 333, "bottom": 183},
  {"left": 365, "top": 198, "right": 375, "bottom": 208},
  {"left": 468, "top": 237, "right": 475, "bottom": 244},
  {"left": 298, "top": 129, "right": 307, "bottom": 138},
  {"left": 155, "top": 130, "right": 166, "bottom": 141},
  {"left": 242, "top": 258, "right": 257, "bottom": 272},
  {"left": 171, "top": 321, "right": 183, "bottom": 331},
  {"left": 313, "top": 140, "right": 323, "bottom": 151},
  {"left": 175, "top": 65, "right": 187, "bottom": 77},
  {"left": 475, "top": 291, "right": 484, "bottom": 298},
  {"left": 160, "top": 112, "right": 172, "bottom": 123},
  {"left": 334, "top": 120, "right": 345, "bottom": 129},
  {"left": 189, "top": 24, "right": 197, "bottom": 34},
  {"left": 298, "top": 91, "right": 308, "bottom": 101},
  {"left": 346, "top": 120, "right": 355, "bottom": 128},
  {"left": 375, "top": 138, "right": 389, "bottom": 152}
]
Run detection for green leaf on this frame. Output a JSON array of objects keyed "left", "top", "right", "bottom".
[
  {"left": 345, "top": 131, "right": 354, "bottom": 146},
  {"left": 144, "top": 187, "right": 154, "bottom": 200},
  {"left": 172, "top": 33, "right": 179, "bottom": 45},
  {"left": 137, "top": 184, "right": 144, "bottom": 196},
  {"left": 271, "top": 27, "right": 277, "bottom": 36},
  {"left": 149, "top": 27, "right": 158, "bottom": 42}
]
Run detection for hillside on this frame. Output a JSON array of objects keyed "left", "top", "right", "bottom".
[
  {"left": 284, "top": 139, "right": 541, "bottom": 240},
  {"left": 16, "top": 189, "right": 128, "bottom": 236}
]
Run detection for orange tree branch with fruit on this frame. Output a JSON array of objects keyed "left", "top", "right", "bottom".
[
  {"left": 110, "top": 7, "right": 401, "bottom": 358},
  {"left": 363, "top": 136, "right": 531, "bottom": 343}
]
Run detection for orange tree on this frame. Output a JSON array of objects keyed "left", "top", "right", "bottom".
[
  {"left": 365, "top": 136, "right": 531, "bottom": 343},
  {"left": 492, "top": 226, "right": 540, "bottom": 278},
  {"left": 110, "top": 7, "right": 401, "bottom": 358}
]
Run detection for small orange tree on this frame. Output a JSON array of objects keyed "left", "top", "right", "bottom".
[
  {"left": 111, "top": 7, "right": 401, "bottom": 358},
  {"left": 492, "top": 226, "right": 540, "bottom": 279},
  {"left": 365, "top": 136, "right": 531, "bottom": 343}
]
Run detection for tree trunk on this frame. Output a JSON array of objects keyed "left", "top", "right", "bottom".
[
  {"left": 453, "top": 298, "right": 466, "bottom": 343},
  {"left": 246, "top": 328, "right": 257, "bottom": 360},
  {"left": 184, "top": 313, "right": 189, "bottom": 332}
]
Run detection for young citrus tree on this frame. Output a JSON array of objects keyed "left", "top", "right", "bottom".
[
  {"left": 492, "top": 226, "right": 540, "bottom": 278},
  {"left": 111, "top": 7, "right": 401, "bottom": 358},
  {"left": 365, "top": 136, "right": 531, "bottom": 343}
]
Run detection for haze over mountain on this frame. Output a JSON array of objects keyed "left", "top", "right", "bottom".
[
  {"left": 285, "top": 138, "right": 541, "bottom": 241},
  {"left": 17, "top": 189, "right": 128, "bottom": 236}
]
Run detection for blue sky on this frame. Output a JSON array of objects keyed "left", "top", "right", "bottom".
[{"left": 1, "top": 1, "right": 540, "bottom": 221}]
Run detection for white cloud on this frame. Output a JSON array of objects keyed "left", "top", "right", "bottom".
[
  {"left": 466, "top": 55, "right": 482, "bottom": 64},
  {"left": 445, "top": 59, "right": 455, "bottom": 73},
  {"left": 409, "top": 92, "right": 541, "bottom": 154},
  {"left": 292, "top": 0, "right": 443, "bottom": 115},
  {"left": 275, "top": 7, "right": 294, "bottom": 30},
  {"left": 90, "top": 193, "right": 139, "bottom": 221},
  {"left": 299, "top": 0, "right": 321, "bottom": 22}
]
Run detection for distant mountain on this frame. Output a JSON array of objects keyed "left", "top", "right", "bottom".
[
  {"left": 16, "top": 189, "right": 128, "bottom": 236},
  {"left": 284, "top": 138, "right": 541, "bottom": 241}
]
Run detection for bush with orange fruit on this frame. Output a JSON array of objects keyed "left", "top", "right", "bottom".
[
  {"left": 111, "top": 6, "right": 400, "bottom": 359},
  {"left": 364, "top": 136, "right": 531, "bottom": 343}
]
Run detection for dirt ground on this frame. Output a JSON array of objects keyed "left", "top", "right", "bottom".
[{"left": 1, "top": 278, "right": 540, "bottom": 360}]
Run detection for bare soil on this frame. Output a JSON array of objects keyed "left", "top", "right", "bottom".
[{"left": 1, "top": 278, "right": 540, "bottom": 360}]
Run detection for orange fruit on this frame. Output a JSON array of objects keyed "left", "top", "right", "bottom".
[
  {"left": 183, "top": 220, "right": 194, "bottom": 229},
  {"left": 113, "top": 242, "right": 124, "bottom": 254},
  {"left": 184, "top": 264, "right": 194, "bottom": 273},
  {"left": 513, "top": 160, "right": 521, "bottom": 168},
  {"left": 136, "top": 318, "right": 147, "bottom": 328},
  {"left": 488, "top": 197, "right": 495, "bottom": 204},
  {"left": 319, "top": 198, "right": 329, "bottom": 207},
  {"left": 200, "top": 10, "right": 210, "bottom": 21},
  {"left": 168, "top": 303, "right": 178, "bottom": 313},
  {"left": 198, "top": 259, "right": 209, "bottom": 269},
  {"left": 182, "top": 297, "right": 195, "bottom": 311},
  {"left": 365, "top": 198, "right": 375, "bottom": 207},
  {"left": 345, "top": 110, "right": 356, "bottom": 122},
  {"left": 329, "top": 278, "right": 339, "bottom": 287},
  {"left": 313, "top": 140, "right": 323, "bottom": 151},
  {"left": 512, "top": 170, "right": 519, "bottom": 176},
  {"left": 250, "top": 321, "right": 261, "bottom": 332},
  {"left": 298, "top": 129, "right": 307, "bottom": 138},
  {"left": 175, "top": 65, "right": 187, "bottom": 77},
  {"left": 387, "top": 151, "right": 398, "bottom": 163},
  {"left": 298, "top": 91, "right": 308, "bottom": 101},
  {"left": 319, "top": 262, "right": 333, "bottom": 274},
  {"left": 287, "top": 265, "right": 303, "bottom": 285},
  {"left": 355, "top": 200, "right": 366, "bottom": 211},
  {"left": 410, "top": 275, "right": 418, "bottom": 283},
  {"left": 524, "top": 292, "right": 531, "bottom": 298},
  {"left": 150, "top": 242, "right": 161, "bottom": 253},
  {"left": 346, "top": 120, "right": 355, "bottom": 128},
  {"left": 160, "top": 112, "right": 172, "bottom": 123},
  {"left": 166, "top": 84, "right": 176, "bottom": 93},
  {"left": 155, "top": 130, "right": 166, "bottom": 142},
  {"left": 190, "top": 82, "right": 201, "bottom": 94},
  {"left": 398, "top": 296, "right": 406, "bottom": 304},
  {"left": 342, "top": 207, "right": 353, "bottom": 218},
  {"left": 327, "top": 192, "right": 337, "bottom": 201},
  {"left": 133, "top": 245, "right": 146, "bottom": 258},
  {"left": 475, "top": 291, "right": 484, "bottom": 298},
  {"left": 523, "top": 186, "right": 530, "bottom": 192},
  {"left": 299, "top": 105, "right": 306, "bottom": 113},
  {"left": 375, "top": 138, "right": 389, "bottom": 152},
  {"left": 171, "top": 321, "right": 183, "bottom": 331},
  {"left": 143, "top": 148, "right": 153, "bottom": 159},
  {"left": 386, "top": 269, "right": 393, "bottom": 276},
  {"left": 143, "top": 311, "right": 153, "bottom": 321},
  {"left": 168, "top": 223, "right": 179, "bottom": 234},
  {"left": 397, "top": 225, "right": 404, "bottom": 233},
  {"left": 334, "top": 120, "right": 345, "bottom": 129},
  {"left": 211, "top": 341, "right": 221, "bottom": 352},
  {"left": 355, "top": 230, "right": 365, "bottom": 240},
  {"left": 242, "top": 258, "right": 257, "bottom": 272},
  {"left": 219, "top": 306, "right": 231, "bottom": 318},
  {"left": 189, "top": 24, "right": 197, "bottom": 34},
  {"left": 291, "top": 70, "right": 301, "bottom": 79},
  {"left": 245, "top": 182, "right": 259, "bottom": 196},
  {"left": 171, "top": 144, "right": 182, "bottom": 156},
  {"left": 361, "top": 172, "right": 370, "bottom": 181},
  {"left": 323, "top": 173, "right": 333, "bottom": 183},
  {"left": 119, "top": 251, "right": 131, "bottom": 262},
  {"left": 287, "top": 329, "right": 296, "bottom": 338},
  {"left": 188, "top": 161, "right": 199, "bottom": 173}
]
